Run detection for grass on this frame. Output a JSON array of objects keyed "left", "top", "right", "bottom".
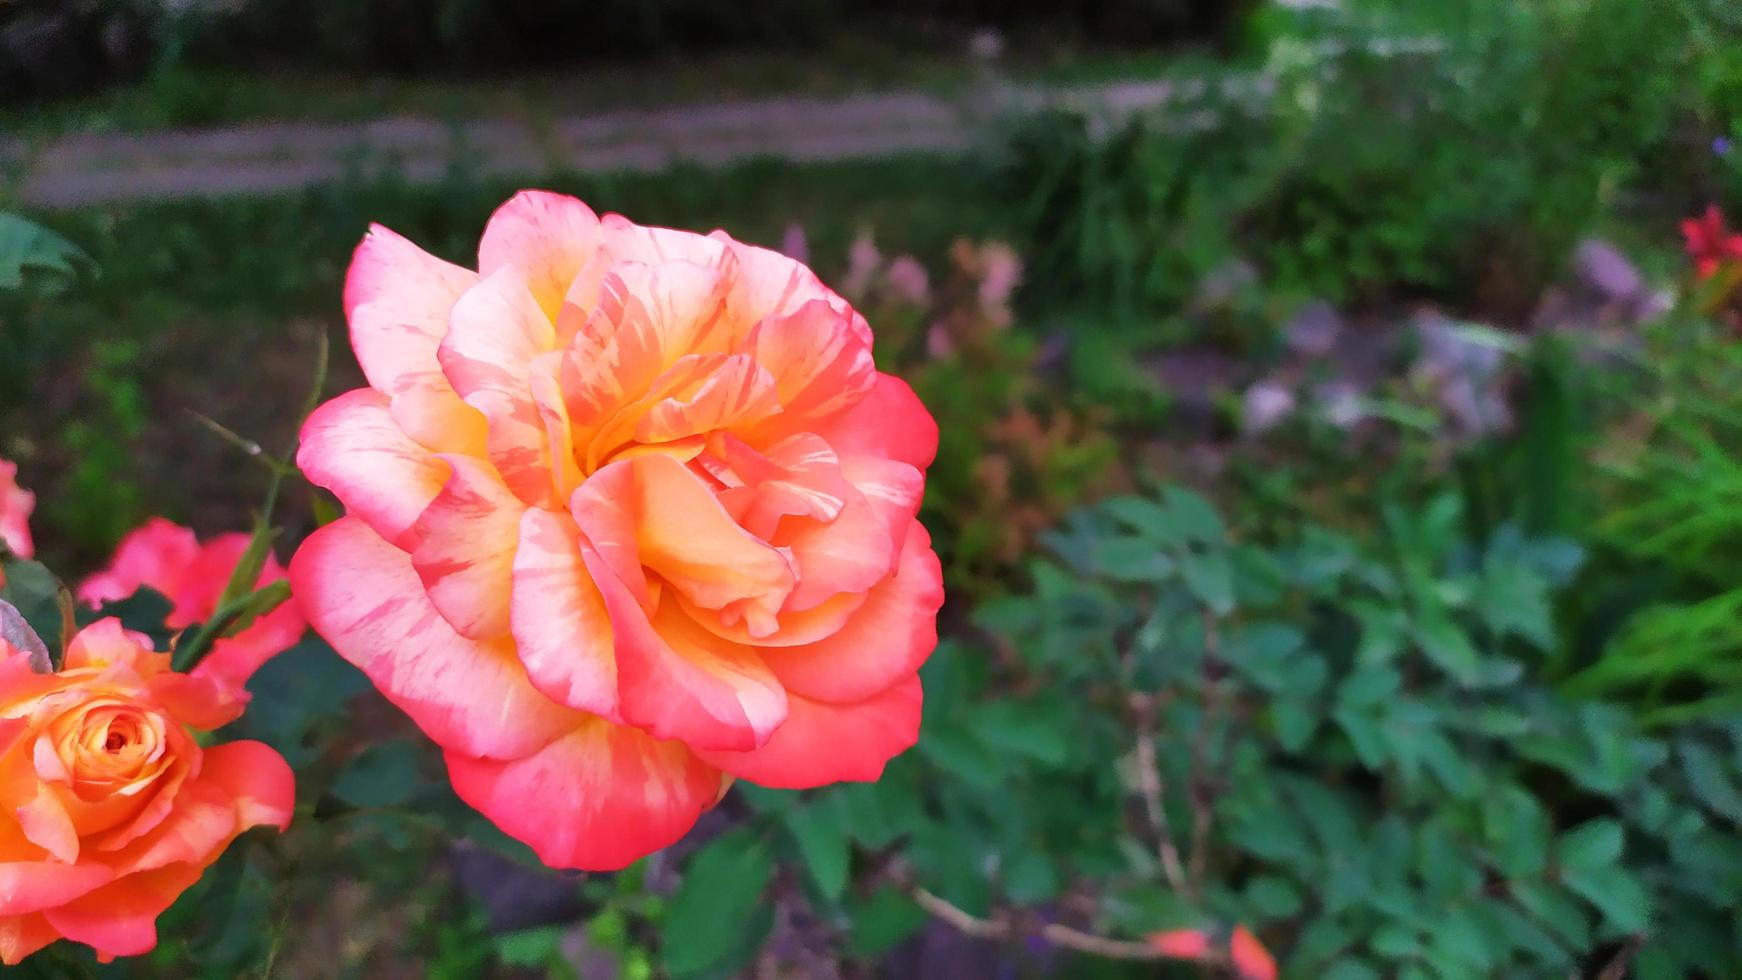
[
  {"left": 4, "top": 39, "right": 1185, "bottom": 140},
  {"left": 0, "top": 153, "right": 1008, "bottom": 570}
]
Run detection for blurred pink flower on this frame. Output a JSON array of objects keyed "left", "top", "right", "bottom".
[
  {"left": 842, "top": 230, "right": 883, "bottom": 299},
  {"left": 886, "top": 256, "right": 932, "bottom": 308},
  {"left": 79, "top": 519, "right": 304, "bottom": 686},
  {"left": 0, "top": 458, "right": 33, "bottom": 560},
  {"left": 780, "top": 223, "right": 810, "bottom": 265},
  {"left": 976, "top": 242, "right": 1022, "bottom": 321}
]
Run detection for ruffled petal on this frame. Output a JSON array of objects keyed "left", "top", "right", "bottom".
[
  {"left": 444, "top": 717, "right": 720, "bottom": 871},
  {"left": 198, "top": 741, "right": 295, "bottom": 833},
  {"left": 42, "top": 863, "right": 202, "bottom": 961},
  {"left": 758, "top": 522, "right": 941, "bottom": 704},
  {"left": 571, "top": 454, "right": 792, "bottom": 630},
  {"left": 509, "top": 508, "right": 618, "bottom": 718},
  {"left": 0, "top": 912, "right": 56, "bottom": 965},
  {"left": 291, "top": 517, "right": 580, "bottom": 759},
  {"left": 410, "top": 455, "right": 526, "bottom": 640},
  {"left": 813, "top": 373, "right": 938, "bottom": 470},
  {"left": 439, "top": 268, "right": 560, "bottom": 506},
  {"left": 478, "top": 190, "right": 603, "bottom": 320},
  {"left": 696, "top": 675, "right": 922, "bottom": 789},
  {"left": 76, "top": 519, "right": 200, "bottom": 617},
  {"left": 586, "top": 555, "right": 787, "bottom": 753},
  {"left": 298, "top": 388, "right": 451, "bottom": 548}
]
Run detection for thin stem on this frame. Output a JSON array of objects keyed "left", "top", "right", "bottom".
[
  {"left": 911, "top": 887, "right": 1183, "bottom": 962},
  {"left": 1130, "top": 692, "right": 1191, "bottom": 897}
]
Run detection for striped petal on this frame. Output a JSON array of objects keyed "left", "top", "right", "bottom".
[
  {"left": 509, "top": 508, "right": 618, "bottom": 718},
  {"left": 478, "top": 190, "right": 603, "bottom": 320},
  {"left": 291, "top": 517, "right": 580, "bottom": 759},
  {"left": 696, "top": 675, "right": 922, "bottom": 789},
  {"left": 297, "top": 388, "right": 450, "bottom": 548},
  {"left": 444, "top": 717, "right": 720, "bottom": 871},
  {"left": 410, "top": 455, "right": 526, "bottom": 640}
]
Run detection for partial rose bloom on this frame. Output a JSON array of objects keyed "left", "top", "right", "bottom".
[
  {"left": 0, "top": 458, "right": 35, "bottom": 560},
  {"left": 78, "top": 519, "right": 304, "bottom": 687},
  {"left": 293, "top": 191, "right": 943, "bottom": 870},
  {"left": 0, "top": 619, "right": 294, "bottom": 964}
]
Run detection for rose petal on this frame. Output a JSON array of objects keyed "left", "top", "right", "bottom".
[
  {"left": 76, "top": 519, "right": 200, "bottom": 616},
  {"left": 444, "top": 717, "right": 720, "bottom": 871},
  {"left": 695, "top": 674, "right": 922, "bottom": 789},
  {"left": 297, "top": 387, "right": 450, "bottom": 548},
  {"left": 812, "top": 373, "right": 938, "bottom": 470},
  {"left": 291, "top": 517, "right": 580, "bottom": 759},
  {"left": 0, "top": 912, "right": 56, "bottom": 966},
  {"left": 439, "top": 267, "right": 559, "bottom": 506},
  {"left": 0, "top": 861, "right": 111, "bottom": 916},
  {"left": 42, "top": 863, "right": 202, "bottom": 961},
  {"left": 509, "top": 508, "right": 619, "bottom": 719},
  {"left": 759, "top": 522, "right": 941, "bottom": 704},
  {"left": 410, "top": 455, "right": 526, "bottom": 640},
  {"left": 478, "top": 190, "right": 603, "bottom": 320}
]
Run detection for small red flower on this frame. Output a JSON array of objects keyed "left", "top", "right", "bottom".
[{"left": 1681, "top": 205, "right": 1742, "bottom": 279}]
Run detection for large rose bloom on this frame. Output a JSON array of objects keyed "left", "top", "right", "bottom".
[
  {"left": 292, "top": 191, "right": 942, "bottom": 870},
  {"left": 0, "top": 620, "right": 293, "bottom": 964},
  {"left": 78, "top": 519, "right": 305, "bottom": 686},
  {"left": 0, "top": 457, "right": 34, "bottom": 560}
]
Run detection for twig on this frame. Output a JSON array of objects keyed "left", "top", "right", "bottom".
[
  {"left": 911, "top": 887, "right": 1181, "bottom": 962},
  {"left": 1130, "top": 692, "right": 1192, "bottom": 898}
]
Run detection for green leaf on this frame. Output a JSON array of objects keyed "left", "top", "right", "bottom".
[
  {"left": 1094, "top": 535, "right": 1177, "bottom": 582},
  {"left": 1000, "top": 848, "right": 1060, "bottom": 904},
  {"left": 1243, "top": 875, "right": 1303, "bottom": 920},
  {"left": 330, "top": 739, "right": 426, "bottom": 808},
  {"left": 1180, "top": 550, "right": 1235, "bottom": 615},
  {"left": 1272, "top": 697, "right": 1319, "bottom": 752},
  {"left": 664, "top": 831, "right": 776, "bottom": 976},
  {"left": 1678, "top": 740, "right": 1742, "bottom": 824},
  {"left": 786, "top": 798, "right": 851, "bottom": 901},
  {"left": 1163, "top": 487, "right": 1226, "bottom": 543},
  {"left": 0, "top": 212, "right": 90, "bottom": 291},
  {"left": 1432, "top": 904, "right": 1497, "bottom": 970},
  {"left": 1412, "top": 612, "right": 1481, "bottom": 684},
  {"left": 1555, "top": 819, "right": 1623, "bottom": 871},
  {"left": 1562, "top": 864, "right": 1650, "bottom": 932},
  {"left": 0, "top": 560, "right": 66, "bottom": 662},
  {"left": 971, "top": 700, "right": 1070, "bottom": 766},
  {"left": 1510, "top": 880, "right": 1590, "bottom": 951},
  {"left": 847, "top": 887, "right": 927, "bottom": 957},
  {"left": 920, "top": 725, "right": 1002, "bottom": 790}
]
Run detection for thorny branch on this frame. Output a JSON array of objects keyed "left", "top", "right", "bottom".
[{"left": 910, "top": 887, "right": 1211, "bottom": 963}]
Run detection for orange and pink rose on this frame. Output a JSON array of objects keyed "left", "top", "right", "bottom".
[
  {"left": 291, "top": 190, "right": 942, "bottom": 869},
  {"left": 0, "top": 619, "right": 293, "bottom": 964},
  {"left": 79, "top": 519, "right": 305, "bottom": 687}
]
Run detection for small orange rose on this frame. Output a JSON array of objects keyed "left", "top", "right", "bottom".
[{"left": 0, "top": 619, "right": 294, "bottom": 964}]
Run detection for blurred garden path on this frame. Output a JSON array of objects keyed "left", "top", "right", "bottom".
[{"left": 6, "top": 78, "right": 1183, "bottom": 208}]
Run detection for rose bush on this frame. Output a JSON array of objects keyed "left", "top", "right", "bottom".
[
  {"left": 291, "top": 190, "right": 943, "bottom": 870},
  {"left": 78, "top": 519, "right": 305, "bottom": 686},
  {"left": 0, "top": 619, "right": 293, "bottom": 964}
]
